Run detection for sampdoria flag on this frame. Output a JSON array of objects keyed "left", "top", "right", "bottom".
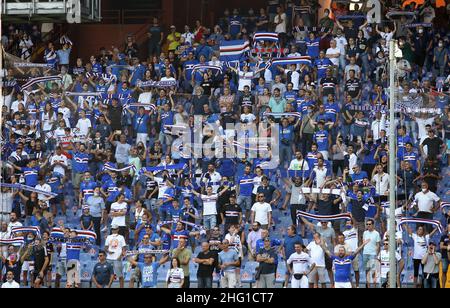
[{"left": 220, "top": 40, "right": 250, "bottom": 62}]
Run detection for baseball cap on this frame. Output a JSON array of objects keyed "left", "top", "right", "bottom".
[
  {"left": 409, "top": 89, "right": 418, "bottom": 94},
  {"left": 111, "top": 224, "right": 119, "bottom": 230},
  {"left": 230, "top": 194, "right": 236, "bottom": 198}
]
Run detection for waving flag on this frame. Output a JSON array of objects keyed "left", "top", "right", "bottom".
[
  {"left": 20, "top": 75, "right": 62, "bottom": 91},
  {"left": 399, "top": 218, "right": 443, "bottom": 234},
  {"left": 220, "top": 40, "right": 250, "bottom": 62},
  {"left": 297, "top": 211, "right": 352, "bottom": 223}
]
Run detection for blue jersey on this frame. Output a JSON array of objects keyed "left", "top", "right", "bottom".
[
  {"left": 284, "top": 91, "right": 298, "bottom": 102},
  {"left": 313, "top": 130, "right": 329, "bottom": 152},
  {"left": 22, "top": 167, "right": 39, "bottom": 187},
  {"left": 280, "top": 125, "right": 294, "bottom": 143},
  {"left": 169, "top": 207, "right": 184, "bottom": 221},
  {"left": 217, "top": 158, "right": 236, "bottom": 178},
  {"left": 183, "top": 60, "right": 199, "bottom": 81},
  {"left": 300, "top": 101, "right": 314, "bottom": 114},
  {"left": 351, "top": 171, "right": 368, "bottom": 183},
  {"left": 397, "top": 136, "right": 412, "bottom": 156},
  {"left": 332, "top": 255, "right": 355, "bottom": 283},
  {"left": 133, "top": 114, "right": 149, "bottom": 134},
  {"left": 66, "top": 243, "right": 82, "bottom": 261},
  {"left": 399, "top": 151, "right": 419, "bottom": 169},
  {"left": 138, "top": 262, "right": 160, "bottom": 288},
  {"left": 72, "top": 152, "right": 89, "bottom": 173},
  {"left": 171, "top": 230, "right": 190, "bottom": 249},
  {"left": 102, "top": 179, "right": 119, "bottom": 202},
  {"left": 238, "top": 174, "right": 254, "bottom": 197},
  {"left": 46, "top": 172, "right": 63, "bottom": 194},
  {"left": 314, "top": 58, "right": 333, "bottom": 80},
  {"left": 80, "top": 180, "right": 97, "bottom": 202},
  {"left": 160, "top": 111, "right": 174, "bottom": 127},
  {"left": 306, "top": 151, "right": 319, "bottom": 168},
  {"left": 229, "top": 16, "right": 242, "bottom": 36},
  {"left": 305, "top": 37, "right": 320, "bottom": 58},
  {"left": 324, "top": 103, "right": 340, "bottom": 123}
]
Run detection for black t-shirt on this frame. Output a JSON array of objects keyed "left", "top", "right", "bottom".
[
  {"left": 345, "top": 78, "right": 361, "bottom": 98},
  {"left": 320, "top": 77, "right": 338, "bottom": 97},
  {"left": 239, "top": 94, "right": 254, "bottom": 107},
  {"left": 440, "top": 234, "right": 449, "bottom": 259},
  {"left": 221, "top": 111, "right": 236, "bottom": 128},
  {"left": 192, "top": 96, "right": 209, "bottom": 115},
  {"left": 422, "top": 137, "right": 443, "bottom": 159},
  {"left": 257, "top": 185, "right": 276, "bottom": 203},
  {"left": 317, "top": 199, "right": 333, "bottom": 216},
  {"left": 25, "top": 199, "right": 39, "bottom": 216},
  {"left": 108, "top": 106, "right": 123, "bottom": 131},
  {"left": 344, "top": 26, "right": 358, "bottom": 40},
  {"left": 32, "top": 245, "right": 48, "bottom": 273},
  {"left": 222, "top": 203, "right": 242, "bottom": 225},
  {"left": 422, "top": 164, "right": 441, "bottom": 189},
  {"left": 257, "top": 247, "right": 277, "bottom": 274},
  {"left": 196, "top": 251, "right": 215, "bottom": 277}
]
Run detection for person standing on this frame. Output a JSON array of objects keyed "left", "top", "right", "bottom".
[
  {"left": 439, "top": 224, "right": 450, "bottom": 288},
  {"left": 104, "top": 225, "right": 127, "bottom": 288},
  {"left": 172, "top": 238, "right": 192, "bottom": 288},
  {"left": 166, "top": 258, "right": 184, "bottom": 288},
  {"left": 362, "top": 219, "right": 381, "bottom": 288},
  {"left": 218, "top": 239, "right": 240, "bottom": 288},
  {"left": 421, "top": 242, "right": 441, "bottom": 288},
  {"left": 251, "top": 193, "right": 273, "bottom": 230},
  {"left": 193, "top": 242, "right": 215, "bottom": 288},
  {"left": 92, "top": 250, "right": 114, "bottom": 288},
  {"left": 256, "top": 237, "right": 277, "bottom": 288},
  {"left": 147, "top": 17, "right": 164, "bottom": 58},
  {"left": 287, "top": 243, "right": 316, "bottom": 288}
]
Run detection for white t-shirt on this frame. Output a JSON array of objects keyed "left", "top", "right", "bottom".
[
  {"left": 312, "top": 166, "right": 328, "bottom": 188},
  {"left": 251, "top": 202, "right": 272, "bottom": 225},
  {"left": 306, "top": 241, "right": 325, "bottom": 267},
  {"left": 76, "top": 118, "right": 92, "bottom": 137},
  {"left": 285, "top": 70, "right": 300, "bottom": 90},
  {"left": 372, "top": 173, "right": 389, "bottom": 196},
  {"left": 166, "top": 267, "right": 184, "bottom": 287},
  {"left": 58, "top": 107, "right": 71, "bottom": 127},
  {"left": 414, "top": 191, "right": 440, "bottom": 213},
  {"left": 201, "top": 194, "right": 218, "bottom": 216},
  {"left": 289, "top": 159, "right": 310, "bottom": 172},
  {"left": 10, "top": 100, "right": 25, "bottom": 114},
  {"left": 346, "top": 153, "right": 358, "bottom": 174},
  {"left": 326, "top": 47, "right": 341, "bottom": 66},
  {"left": 287, "top": 252, "right": 313, "bottom": 274},
  {"left": 274, "top": 13, "right": 287, "bottom": 33},
  {"left": 334, "top": 36, "right": 348, "bottom": 54},
  {"left": 1, "top": 280, "right": 20, "bottom": 288},
  {"left": 238, "top": 71, "right": 254, "bottom": 91},
  {"left": 252, "top": 176, "right": 263, "bottom": 195},
  {"left": 105, "top": 233, "right": 127, "bottom": 260},
  {"left": 416, "top": 117, "right": 434, "bottom": 141},
  {"left": 412, "top": 233, "right": 430, "bottom": 260},
  {"left": 50, "top": 154, "right": 68, "bottom": 176},
  {"left": 110, "top": 202, "right": 128, "bottom": 227},
  {"left": 378, "top": 249, "right": 401, "bottom": 278},
  {"left": 35, "top": 183, "right": 51, "bottom": 202},
  {"left": 343, "top": 228, "right": 358, "bottom": 252}
]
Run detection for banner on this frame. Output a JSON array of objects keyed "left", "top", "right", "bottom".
[
  {"left": 50, "top": 227, "right": 97, "bottom": 245},
  {"left": 103, "top": 163, "right": 137, "bottom": 173},
  {"left": 253, "top": 32, "right": 279, "bottom": 43},
  {"left": 137, "top": 80, "right": 178, "bottom": 88},
  {"left": 125, "top": 249, "right": 169, "bottom": 257},
  {"left": 192, "top": 64, "right": 223, "bottom": 74},
  {"left": 271, "top": 56, "right": 312, "bottom": 67},
  {"left": 139, "top": 163, "right": 187, "bottom": 175},
  {"left": 265, "top": 112, "right": 303, "bottom": 118}
]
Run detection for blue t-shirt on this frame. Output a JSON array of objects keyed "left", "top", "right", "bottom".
[
  {"left": 238, "top": 174, "right": 254, "bottom": 197},
  {"left": 138, "top": 262, "right": 160, "bottom": 288},
  {"left": 332, "top": 255, "right": 355, "bottom": 283},
  {"left": 313, "top": 130, "right": 329, "bottom": 152},
  {"left": 72, "top": 152, "right": 89, "bottom": 173},
  {"left": 22, "top": 167, "right": 39, "bottom": 187},
  {"left": 283, "top": 235, "right": 304, "bottom": 259},
  {"left": 305, "top": 37, "right": 320, "bottom": 58}
]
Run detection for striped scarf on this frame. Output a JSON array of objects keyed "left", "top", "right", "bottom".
[
  {"left": 158, "top": 220, "right": 206, "bottom": 234},
  {"left": 296, "top": 211, "right": 352, "bottom": 222},
  {"left": 0, "top": 237, "right": 25, "bottom": 247},
  {"left": 441, "top": 202, "right": 450, "bottom": 211},
  {"left": 64, "top": 91, "right": 103, "bottom": 97},
  {"left": 103, "top": 163, "right": 136, "bottom": 173},
  {"left": 270, "top": 56, "right": 312, "bottom": 67},
  {"left": 137, "top": 80, "right": 177, "bottom": 88},
  {"left": 192, "top": 64, "right": 223, "bottom": 74},
  {"left": 139, "top": 163, "right": 187, "bottom": 175},
  {"left": 11, "top": 226, "right": 41, "bottom": 238},
  {"left": 399, "top": 218, "right": 443, "bottom": 234},
  {"left": 14, "top": 62, "right": 52, "bottom": 68},
  {"left": 264, "top": 112, "right": 302, "bottom": 118},
  {"left": 0, "top": 183, "right": 58, "bottom": 198},
  {"left": 125, "top": 249, "right": 169, "bottom": 257},
  {"left": 50, "top": 228, "right": 97, "bottom": 245},
  {"left": 348, "top": 105, "right": 442, "bottom": 114},
  {"left": 20, "top": 75, "right": 62, "bottom": 91}
]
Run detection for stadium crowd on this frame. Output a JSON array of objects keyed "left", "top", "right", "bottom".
[{"left": 1, "top": 0, "right": 450, "bottom": 289}]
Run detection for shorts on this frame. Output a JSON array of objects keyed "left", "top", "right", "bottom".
[
  {"left": 237, "top": 195, "right": 252, "bottom": 211},
  {"left": 363, "top": 254, "right": 377, "bottom": 272},
  {"left": 203, "top": 215, "right": 217, "bottom": 230},
  {"left": 325, "top": 254, "right": 333, "bottom": 271},
  {"left": 66, "top": 260, "right": 81, "bottom": 285},
  {"left": 308, "top": 266, "right": 327, "bottom": 284},
  {"left": 335, "top": 281, "right": 352, "bottom": 288},
  {"left": 109, "top": 259, "right": 124, "bottom": 278},
  {"left": 442, "top": 258, "right": 449, "bottom": 273},
  {"left": 56, "top": 259, "right": 67, "bottom": 276},
  {"left": 72, "top": 173, "right": 83, "bottom": 189},
  {"left": 22, "top": 261, "right": 35, "bottom": 272}
]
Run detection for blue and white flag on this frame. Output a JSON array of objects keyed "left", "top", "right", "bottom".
[{"left": 220, "top": 40, "right": 250, "bottom": 62}]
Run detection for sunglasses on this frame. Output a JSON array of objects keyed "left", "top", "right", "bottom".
[{"left": 366, "top": 223, "right": 372, "bottom": 226}]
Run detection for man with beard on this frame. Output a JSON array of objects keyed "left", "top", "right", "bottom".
[{"left": 320, "top": 239, "right": 371, "bottom": 288}]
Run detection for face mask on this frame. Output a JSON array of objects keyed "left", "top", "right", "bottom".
[
  {"left": 27, "top": 237, "right": 34, "bottom": 242},
  {"left": 418, "top": 29, "right": 423, "bottom": 34},
  {"left": 345, "top": 225, "right": 353, "bottom": 230},
  {"left": 422, "top": 188, "right": 427, "bottom": 193},
  {"left": 438, "top": 43, "right": 443, "bottom": 47}
]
